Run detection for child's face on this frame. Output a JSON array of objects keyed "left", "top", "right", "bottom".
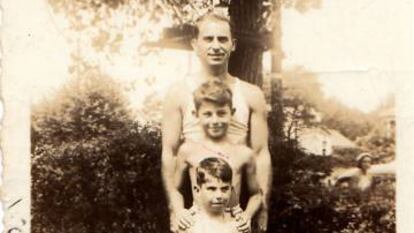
[
  {"left": 196, "top": 101, "right": 234, "bottom": 140},
  {"left": 360, "top": 157, "right": 372, "bottom": 170},
  {"left": 198, "top": 174, "right": 232, "bottom": 215}
]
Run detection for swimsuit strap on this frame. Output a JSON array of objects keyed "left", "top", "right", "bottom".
[{"left": 187, "top": 138, "right": 230, "bottom": 160}]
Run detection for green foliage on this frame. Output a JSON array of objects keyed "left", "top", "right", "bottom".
[{"left": 31, "top": 72, "right": 168, "bottom": 233}]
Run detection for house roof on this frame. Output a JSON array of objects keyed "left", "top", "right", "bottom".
[
  {"left": 326, "top": 129, "right": 358, "bottom": 148},
  {"left": 298, "top": 127, "right": 358, "bottom": 149}
]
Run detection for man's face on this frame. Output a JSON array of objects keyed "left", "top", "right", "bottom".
[
  {"left": 198, "top": 174, "right": 231, "bottom": 215},
  {"left": 192, "top": 20, "right": 235, "bottom": 67},
  {"left": 196, "top": 101, "right": 233, "bottom": 140}
]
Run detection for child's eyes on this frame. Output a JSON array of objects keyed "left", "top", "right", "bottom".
[{"left": 221, "top": 187, "right": 230, "bottom": 192}]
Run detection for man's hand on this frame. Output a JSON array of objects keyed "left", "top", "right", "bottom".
[
  {"left": 234, "top": 211, "right": 252, "bottom": 233},
  {"left": 170, "top": 212, "right": 178, "bottom": 233},
  {"left": 257, "top": 208, "right": 268, "bottom": 233},
  {"left": 175, "top": 208, "right": 195, "bottom": 231}
]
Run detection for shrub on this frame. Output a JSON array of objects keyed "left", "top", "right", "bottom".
[{"left": 31, "top": 69, "right": 168, "bottom": 233}]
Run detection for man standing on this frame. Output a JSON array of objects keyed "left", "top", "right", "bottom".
[{"left": 161, "top": 13, "right": 272, "bottom": 233}]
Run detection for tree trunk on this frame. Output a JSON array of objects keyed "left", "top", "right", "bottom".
[
  {"left": 228, "top": 0, "right": 265, "bottom": 86},
  {"left": 271, "top": 1, "right": 282, "bottom": 73}
]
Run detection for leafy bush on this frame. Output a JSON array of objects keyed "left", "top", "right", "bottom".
[{"left": 31, "top": 70, "right": 168, "bottom": 233}]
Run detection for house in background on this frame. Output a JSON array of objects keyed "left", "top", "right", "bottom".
[
  {"left": 378, "top": 105, "right": 395, "bottom": 138},
  {"left": 297, "top": 127, "right": 358, "bottom": 156}
]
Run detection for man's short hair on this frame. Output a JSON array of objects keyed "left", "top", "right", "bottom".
[
  {"left": 193, "top": 12, "right": 234, "bottom": 39},
  {"left": 196, "top": 157, "right": 232, "bottom": 187},
  {"left": 193, "top": 79, "right": 233, "bottom": 111}
]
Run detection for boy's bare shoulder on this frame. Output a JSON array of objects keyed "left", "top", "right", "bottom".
[
  {"left": 230, "top": 143, "right": 254, "bottom": 159},
  {"left": 178, "top": 141, "right": 196, "bottom": 156},
  {"left": 178, "top": 140, "right": 207, "bottom": 158}
]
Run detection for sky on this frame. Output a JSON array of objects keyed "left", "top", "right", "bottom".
[{"left": 281, "top": 0, "right": 413, "bottom": 112}]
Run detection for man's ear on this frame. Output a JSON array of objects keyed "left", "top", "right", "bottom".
[
  {"left": 231, "top": 107, "right": 236, "bottom": 115},
  {"left": 231, "top": 38, "right": 237, "bottom": 52}
]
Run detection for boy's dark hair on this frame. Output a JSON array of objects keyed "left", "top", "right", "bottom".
[
  {"left": 196, "top": 157, "right": 232, "bottom": 187},
  {"left": 193, "top": 79, "right": 233, "bottom": 111},
  {"left": 193, "top": 12, "right": 234, "bottom": 39}
]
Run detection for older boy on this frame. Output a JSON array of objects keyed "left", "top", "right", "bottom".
[{"left": 171, "top": 80, "right": 262, "bottom": 233}]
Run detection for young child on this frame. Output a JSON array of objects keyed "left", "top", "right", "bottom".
[
  {"left": 333, "top": 152, "right": 395, "bottom": 192},
  {"left": 171, "top": 80, "right": 262, "bottom": 233},
  {"left": 182, "top": 157, "right": 240, "bottom": 233}
]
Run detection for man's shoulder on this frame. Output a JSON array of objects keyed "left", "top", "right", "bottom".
[
  {"left": 235, "top": 78, "right": 263, "bottom": 93},
  {"left": 234, "top": 77, "right": 265, "bottom": 106},
  {"left": 167, "top": 78, "right": 188, "bottom": 94},
  {"left": 164, "top": 77, "right": 191, "bottom": 109}
]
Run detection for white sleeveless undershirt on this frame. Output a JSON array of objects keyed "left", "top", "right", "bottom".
[{"left": 181, "top": 76, "right": 249, "bottom": 145}]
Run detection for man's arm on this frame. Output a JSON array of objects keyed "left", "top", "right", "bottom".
[
  {"left": 162, "top": 84, "right": 183, "bottom": 214},
  {"left": 171, "top": 146, "right": 195, "bottom": 230},
  {"left": 171, "top": 147, "right": 188, "bottom": 212},
  {"left": 243, "top": 156, "right": 263, "bottom": 220},
  {"left": 246, "top": 85, "right": 272, "bottom": 231}
]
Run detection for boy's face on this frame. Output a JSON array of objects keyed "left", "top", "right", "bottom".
[
  {"left": 198, "top": 174, "right": 231, "bottom": 215},
  {"left": 196, "top": 101, "right": 234, "bottom": 140}
]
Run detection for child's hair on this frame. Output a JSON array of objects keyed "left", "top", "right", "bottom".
[
  {"left": 196, "top": 157, "right": 232, "bottom": 187},
  {"left": 193, "top": 80, "right": 233, "bottom": 111},
  {"left": 193, "top": 12, "right": 234, "bottom": 39}
]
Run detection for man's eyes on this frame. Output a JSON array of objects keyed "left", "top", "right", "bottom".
[
  {"left": 202, "top": 36, "right": 229, "bottom": 43},
  {"left": 218, "top": 37, "right": 229, "bottom": 43},
  {"left": 203, "top": 37, "right": 214, "bottom": 42}
]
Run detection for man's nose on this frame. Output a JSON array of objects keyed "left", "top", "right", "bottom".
[{"left": 211, "top": 39, "right": 221, "bottom": 50}]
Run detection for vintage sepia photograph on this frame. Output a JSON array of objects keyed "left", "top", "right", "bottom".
[{"left": 2, "top": 0, "right": 413, "bottom": 232}]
